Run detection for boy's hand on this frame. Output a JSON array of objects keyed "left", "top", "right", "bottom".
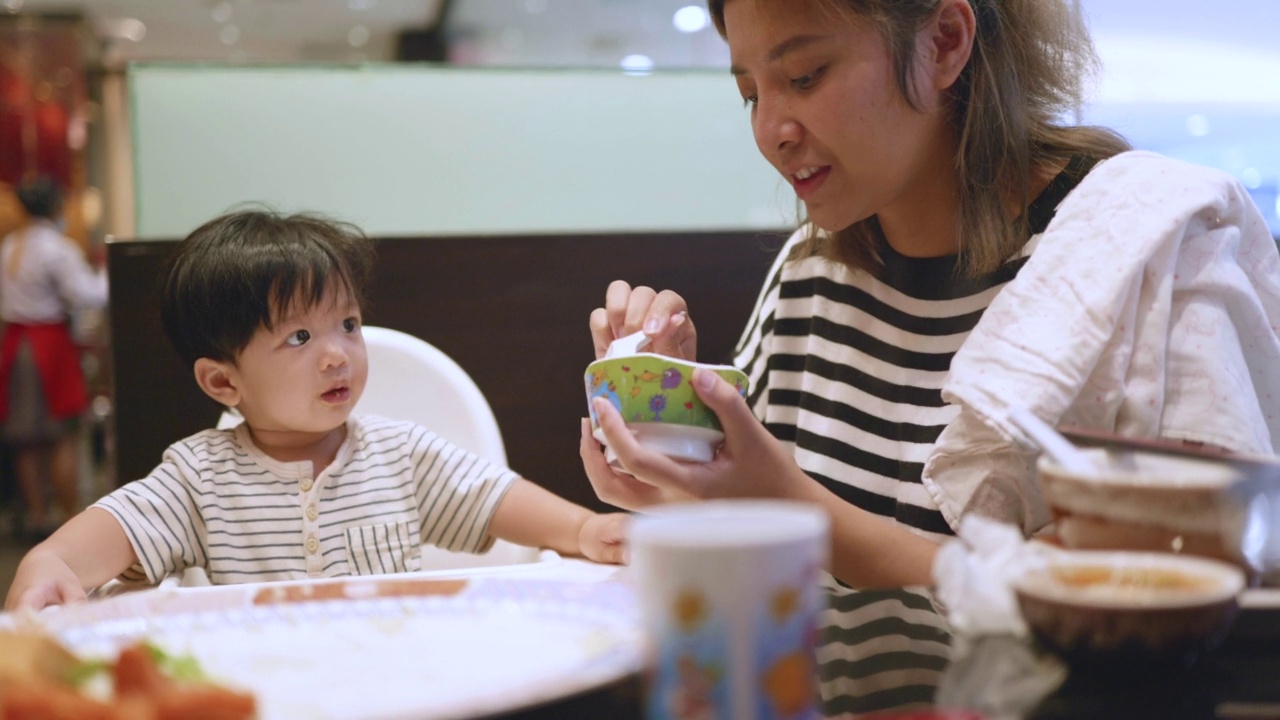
[
  {"left": 576, "top": 513, "right": 629, "bottom": 565},
  {"left": 4, "top": 549, "right": 88, "bottom": 612}
]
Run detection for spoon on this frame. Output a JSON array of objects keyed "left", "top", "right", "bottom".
[
  {"left": 1007, "top": 407, "right": 1100, "bottom": 475},
  {"left": 605, "top": 330, "right": 653, "bottom": 359}
]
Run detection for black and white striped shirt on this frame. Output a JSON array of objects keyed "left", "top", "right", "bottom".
[
  {"left": 94, "top": 415, "right": 517, "bottom": 586},
  {"left": 732, "top": 161, "right": 1089, "bottom": 715}
]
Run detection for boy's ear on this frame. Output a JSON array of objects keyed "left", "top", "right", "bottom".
[
  {"left": 922, "top": 0, "right": 976, "bottom": 92},
  {"left": 194, "top": 358, "right": 241, "bottom": 407}
]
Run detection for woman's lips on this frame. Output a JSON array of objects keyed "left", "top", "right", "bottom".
[
  {"left": 322, "top": 387, "right": 350, "bottom": 403},
  {"left": 791, "top": 166, "right": 830, "bottom": 200}
]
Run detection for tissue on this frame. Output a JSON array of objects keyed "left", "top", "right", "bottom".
[{"left": 932, "top": 516, "right": 1060, "bottom": 638}]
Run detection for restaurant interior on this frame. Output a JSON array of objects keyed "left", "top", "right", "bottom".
[{"left": 1, "top": 0, "right": 1279, "bottom": 717}]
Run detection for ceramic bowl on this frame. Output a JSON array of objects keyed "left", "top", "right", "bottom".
[
  {"left": 584, "top": 353, "right": 748, "bottom": 465},
  {"left": 1014, "top": 550, "right": 1245, "bottom": 667},
  {"left": 1038, "top": 448, "right": 1247, "bottom": 569}
]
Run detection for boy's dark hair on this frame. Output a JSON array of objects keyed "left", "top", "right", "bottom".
[
  {"left": 160, "top": 210, "right": 375, "bottom": 368},
  {"left": 16, "top": 176, "right": 63, "bottom": 219}
]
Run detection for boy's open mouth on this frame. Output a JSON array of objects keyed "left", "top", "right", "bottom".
[{"left": 322, "top": 385, "right": 350, "bottom": 403}]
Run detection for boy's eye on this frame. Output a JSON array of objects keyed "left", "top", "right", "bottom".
[
  {"left": 286, "top": 329, "right": 311, "bottom": 346},
  {"left": 342, "top": 317, "right": 360, "bottom": 333}
]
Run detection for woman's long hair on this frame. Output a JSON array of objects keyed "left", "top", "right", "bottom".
[{"left": 708, "top": 0, "right": 1131, "bottom": 277}]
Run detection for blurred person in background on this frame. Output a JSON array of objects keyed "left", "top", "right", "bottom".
[{"left": 0, "top": 176, "right": 107, "bottom": 540}]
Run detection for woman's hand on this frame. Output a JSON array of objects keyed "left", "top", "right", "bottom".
[
  {"left": 589, "top": 280, "right": 697, "bottom": 360},
  {"left": 583, "top": 366, "right": 816, "bottom": 507},
  {"left": 580, "top": 419, "right": 700, "bottom": 509},
  {"left": 583, "top": 366, "right": 943, "bottom": 588}
]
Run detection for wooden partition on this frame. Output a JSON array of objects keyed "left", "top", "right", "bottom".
[{"left": 108, "top": 231, "right": 785, "bottom": 512}]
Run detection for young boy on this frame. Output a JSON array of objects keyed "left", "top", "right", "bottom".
[{"left": 6, "top": 210, "right": 627, "bottom": 611}]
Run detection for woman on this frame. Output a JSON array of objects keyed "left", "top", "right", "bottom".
[
  {"left": 0, "top": 177, "right": 107, "bottom": 539},
  {"left": 582, "top": 0, "right": 1280, "bottom": 714}
]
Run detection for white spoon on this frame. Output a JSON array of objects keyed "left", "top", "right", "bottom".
[
  {"left": 1007, "top": 407, "right": 1100, "bottom": 475},
  {"left": 604, "top": 330, "right": 653, "bottom": 359}
]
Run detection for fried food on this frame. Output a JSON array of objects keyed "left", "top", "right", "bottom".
[
  {"left": 0, "top": 631, "right": 256, "bottom": 720},
  {"left": 0, "top": 632, "right": 80, "bottom": 689}
]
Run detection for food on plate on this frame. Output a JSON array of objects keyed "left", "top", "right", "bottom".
[
  {"left": 0, "top": 631, "right": 256, "bottom": 719},
  {"left": 0, "top": 632, "right": 80, "bottom": 689},
  {"left": 251, "top": 576, "right": 468, "bottom": 605}
]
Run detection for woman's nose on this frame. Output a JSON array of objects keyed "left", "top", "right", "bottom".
[{"left": 753, "top": 96, "right": 802, "bottom": 155}]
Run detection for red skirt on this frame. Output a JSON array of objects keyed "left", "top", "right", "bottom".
[{"left": 0, "top": 322, "right": 88, "bottom": 424}]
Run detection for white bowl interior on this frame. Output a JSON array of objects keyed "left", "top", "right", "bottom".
[
  {"left": 1038, "top": 448, "right": 1241, "bottom": 489},
  {"left": 593, "top": 351, "right": 744, "bottom": 374},
  {"left": 1039, "top": 449, "right": 1246, "bottom": 537}
]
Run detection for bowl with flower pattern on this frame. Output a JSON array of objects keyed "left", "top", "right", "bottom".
[{"left": 584, "top": 353, "right": 749, "bottom": 467}]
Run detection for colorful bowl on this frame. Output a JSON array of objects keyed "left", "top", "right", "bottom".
[{"left": 584, "top": 353, "right": 749, "bottom": 465}]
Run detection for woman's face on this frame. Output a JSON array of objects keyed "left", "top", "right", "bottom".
[{"left": 724, "top": 0, "right": 951, "bottom": 233}]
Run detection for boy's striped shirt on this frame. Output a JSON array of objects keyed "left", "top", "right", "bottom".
[{"left": 95, "top": 415, "right": 516, "bottom": 585}]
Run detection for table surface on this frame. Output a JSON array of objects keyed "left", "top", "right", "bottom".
[
  {"left": 11, "top": 557, "right": 1280, "bottom": 720},
  {"left": 937, "top": 608, "right": 1280, "bottom": 720}
]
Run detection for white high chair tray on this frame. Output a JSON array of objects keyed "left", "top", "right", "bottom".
[
  {"left": 28, "top": 569, "right": 641, "bottom": 720},
  {"left": 15, "top": 556, "right": 640, "bottom": 717}
]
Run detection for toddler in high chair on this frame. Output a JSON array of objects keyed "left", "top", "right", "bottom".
[{"left": 6, "top": 210, "right": 628, "bottom": 611}]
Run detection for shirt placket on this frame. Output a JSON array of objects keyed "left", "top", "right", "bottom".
[{"left": 299, "top": 470, "right": 324, "bottom": 576}]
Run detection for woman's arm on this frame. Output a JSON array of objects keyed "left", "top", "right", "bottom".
[
  {"left": 586, "top": 368, "right": 940, "bottom": 587},
  {"left": 793, "top": 478, "right": 940, "bottom": 588}
]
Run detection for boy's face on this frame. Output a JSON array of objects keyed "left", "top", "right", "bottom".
[{"left": 228, "top": 285, "right": 368, "bottom": 437}]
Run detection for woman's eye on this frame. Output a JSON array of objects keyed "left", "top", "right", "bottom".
[
  {"left": 286, "top": 329, "right": 310, "bottom": 346},
  {"left": 342, "top": 317, "right": 360, "bottom": 333},
  {"left": 742, "top": 94, "right": 758, "bottom": 108},
  {"left": 791, "top": 67, "right": 826, "bottom": 90}
]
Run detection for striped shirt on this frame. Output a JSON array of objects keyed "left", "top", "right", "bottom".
[
  {"left": 94, "top": 414, "right": 517, "bottom": 585},
  {"left": 733, "top": 163, "right": 1091, "bottom": 715}
]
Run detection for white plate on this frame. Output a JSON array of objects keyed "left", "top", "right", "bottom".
[{"left": 40, "top": 576, "right": 642, "bottom": 720}]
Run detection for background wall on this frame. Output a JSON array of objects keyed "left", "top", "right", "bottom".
[{"left": 129, "top": 64, "right": 797, "bottom": 239}]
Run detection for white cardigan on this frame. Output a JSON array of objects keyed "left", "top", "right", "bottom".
[{"left": 922, "top": 151, "right": 1280, "bottom": 535}]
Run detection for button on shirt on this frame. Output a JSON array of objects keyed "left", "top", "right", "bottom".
[{"left": 94, "top": 415, "right": 518, "bottom": 585}]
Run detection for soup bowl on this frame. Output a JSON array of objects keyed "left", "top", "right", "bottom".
[
  {"left": 1038, "top": 448, "right": 1247, "bottom": 569},
  {"left": 1014, "top": 550, "right": 1245, "bottom": 667}
]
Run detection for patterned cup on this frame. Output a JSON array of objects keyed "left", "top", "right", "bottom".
[
  {"left": 630, "top": 500, "right": 829, "bottom": 720},
  {"left": 584, "top": 353, "right": 749, "bottom": 465}
]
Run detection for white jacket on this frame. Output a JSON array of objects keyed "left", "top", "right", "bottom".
[{"left": 922, "top": 151, "right": 1280, "bottom": 534}]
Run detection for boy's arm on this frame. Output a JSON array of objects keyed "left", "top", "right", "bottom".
[
  {"left": 4, "top": 508, "right": 140, "bottom": 612},
  {"left": 486, "top": 478, "right": 626, "bottom": 563}
]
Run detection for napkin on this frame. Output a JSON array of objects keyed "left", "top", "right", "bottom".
[
  {"left": 932, "top": 515, "right": 1061, "bottom": 639},
  {"left": 931, "top": 517, "right": 1071, "bottom": 718}
]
